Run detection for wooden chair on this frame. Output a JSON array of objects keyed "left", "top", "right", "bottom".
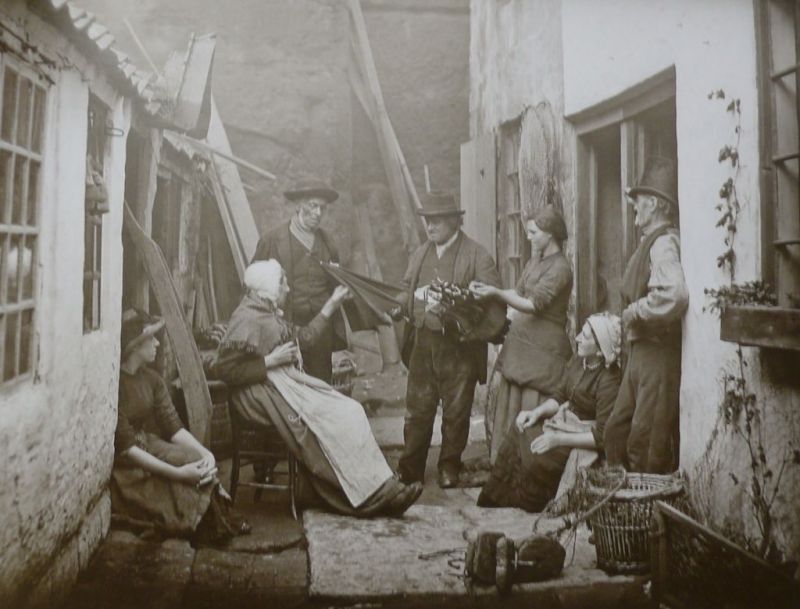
[{"left": 227, "top": 402, "right": 299, "bottom": 519}]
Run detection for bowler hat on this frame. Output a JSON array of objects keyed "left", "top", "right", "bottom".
[
  {"left": 626, "top": 156, "right": 678, "bottom": 207},
  {"left": 417, "top": 190, "right": 465, "bottom": 217},
  {"left": 283, "top": 179, "right": 339, "bottom": 204},
  {"left": 121, "top": 308, "right": 164, "bottom": 358}
]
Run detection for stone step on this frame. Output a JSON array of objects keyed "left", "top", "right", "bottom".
[{"left": 304, "top": 505, "right": 652, "bottom": 609}]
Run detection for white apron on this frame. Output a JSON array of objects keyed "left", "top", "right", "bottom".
[{"left": 266, "top": 367, "right": 393, "bottom": 507}]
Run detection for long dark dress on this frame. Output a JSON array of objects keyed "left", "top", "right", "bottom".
[
  {"left": 111, "top": 367, "right": 212, "bottom": 535},
  {"left": 488, "top": 252, "right": 573, "bottom": 461},
  {"left": 213, "top": 295, "right": 407, "bottom": 517},
  {"left": 478, "top": 357, "right": 621, "bottom": 512}
]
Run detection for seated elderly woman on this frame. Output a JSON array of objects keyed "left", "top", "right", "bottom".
[
  {"left": 112, "top": 309, "right": 247, "bottom": 541},
  {"left": 477, "top": 312, "right": 623, "bottom": 513},
  {"left": 213, "top": 260, "right": 423, "bottom": 517}
]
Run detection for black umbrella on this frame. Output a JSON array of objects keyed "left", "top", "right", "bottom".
[{"left": 320, "top": 262, "right": 405, "bottom": 332}]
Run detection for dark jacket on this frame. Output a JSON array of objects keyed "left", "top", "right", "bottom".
[
  {"left": 401, "top": 231, "right": 504, "bottom": 384},
  {"left": 251, "top": 221, "right": 347, "bottom": 350}
]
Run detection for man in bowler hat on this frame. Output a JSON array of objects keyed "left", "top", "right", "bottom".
[
  {"left": 251, "top": 179, "right": 343, "bottom": 382},
  {"left": 603, "top": 156, "right": 688, "bottom": 474},
  {"left": 397, "top": 191, "right": 504, "bottom": 488}
]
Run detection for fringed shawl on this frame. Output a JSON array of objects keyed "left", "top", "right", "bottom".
[{"left": 218, "top": 294, "right": 292, "bottom": 357}]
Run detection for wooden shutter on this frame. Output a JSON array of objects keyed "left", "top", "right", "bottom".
[{"left": 460, "top": 133, "right": 497, "bottom": 258}]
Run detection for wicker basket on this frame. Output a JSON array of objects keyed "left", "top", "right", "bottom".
[{"left": 580, "top": 468, "right": 684, "bottom": 574}]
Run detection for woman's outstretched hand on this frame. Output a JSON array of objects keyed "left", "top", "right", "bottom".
[
  {"left": 515, "top": 409, "right": 541, "bottom": 432},
  {"left": 469, "top": 280, "right": 496, "bottom": 300},
  {"left": 322, "top": 285, "right": 352, "bottom": 317},
  {"left": 265, "top": 342, "right": 298, "bottom": 369}
]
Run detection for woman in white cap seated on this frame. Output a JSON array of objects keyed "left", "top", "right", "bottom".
[
  {"left": 213, "top": 260, "right": 423, "bottom": 517},
  {"left": 112, "top": 309, "right": 248, "bottom": 541},
  {"left": 477, "top": 312, "right": 623, "bottom": 513}
]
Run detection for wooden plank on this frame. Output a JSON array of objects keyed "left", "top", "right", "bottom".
[
  {"left": 347, "top": 3, "right": 423, "bottom": 251},
  {"left": 123, "top": 203, "right": 213, "bottom": 443},
  {"left": 574, "top": 136, "right": 593, "bottom": 325},
  {"left": 619, "top": 120, "right": 639, "bottom": 265},
  {"left": 587, "top": 145, "right": 598, "bottom": 312},
  {"left": 207, "top": 161, "right": 246, "bottom": 280},
  {"left": 350, "top": 60, "right": 422, "bottom": 215},
  {"left": 205, "top": 95, "right": 260, "bottom": 262},
  {"left": 174, "top": 33, "right": 216, "bottom": 138},
  {"left": 354, "top": 190, "right": 401, "bottom": 366},
  {"left": 460, "top": 133, "right": 496, "bottom": 257},
  {"left": 720, "top": 305, "right": 800, "bottom": 350},
  {"left": 128, "top": 128, "right": 163, "bottom": 309}
]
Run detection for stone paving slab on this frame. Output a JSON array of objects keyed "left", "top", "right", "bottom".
[
  {"left": 67, "top": 531, "right": 196, "bottom": 609},
  {"left": 305, "top": 505, "right": 650, "bottom": 608},
  {"left": 185, "top": 546, "right": 307, "bottom": 609}
]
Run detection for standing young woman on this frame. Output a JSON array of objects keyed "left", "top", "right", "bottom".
[{"left": 470, "top": 206, "right": 573, "bottom": 463}]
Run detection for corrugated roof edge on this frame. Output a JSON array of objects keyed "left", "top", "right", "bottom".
[{"left": 31, "top": 0, "right": 158, "bottom": 107}]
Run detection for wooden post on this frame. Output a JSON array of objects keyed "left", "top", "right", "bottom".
[
  {"left": 129, "top": 128, "right": 163, "bottom": 309},
  {"left": 354, "top": 187, "right": 401, "bottom": 367},
  {"left": 123, "top": 203, "right": 213, "bottom": 443},
  {"left": 205, "top": 95, "right": 260, "bottom": 267},
  {"left": 347, "top": 0, "right": 424, "bottom": 252}
]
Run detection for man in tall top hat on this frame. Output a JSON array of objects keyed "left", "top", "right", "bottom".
[
  {"left": 397, "top": 191, "right": 504, "bottom": 488},
  {"left": 251, "top": 179, "right": 343, "bottom": 382},
  {"left": 603, "top": 156, "right": 689, "bottom": 474}
]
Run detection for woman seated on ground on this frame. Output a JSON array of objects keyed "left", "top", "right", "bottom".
[
  {"left": 112, "top": 309, "right": 248, "bottom": 542},
  {"left": 212, "top": 260, "right": 423, "bottom": 517},
  {"left": 477, "top": 312, "right": 622, "bottom": 513}
]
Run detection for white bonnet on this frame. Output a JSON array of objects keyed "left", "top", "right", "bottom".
[{"left": 244, "top": 260, "right": 284, "bottom": 304}]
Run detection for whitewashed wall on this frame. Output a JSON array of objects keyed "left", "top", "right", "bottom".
[
  {"left": 561, "top": 0, "right": 799, "bottom": 562},
  {"left": 471, "top": 0, "right": 800, "bottom": 562},
  {"left": 0, "top": 4, "right": 130, "bottom": 606}
]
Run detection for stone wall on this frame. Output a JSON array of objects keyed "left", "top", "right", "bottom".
[
  {"left": 471, "top": 0, "right": 800, "bottom": 565},
  {"left": 560, "top": 0, "right": 799, "bottom": 562},
  {"left": 469, "top": 0, "right": 575, "bottom": 318},
  {"left": 0, "top": 4, "right": 129, "bottom": 605},
  {"left": 79, "top": 0, "right": 469, "bottom": 283}
]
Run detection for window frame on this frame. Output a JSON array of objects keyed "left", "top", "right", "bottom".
[
  {"left": 755, "top": 0, "right": 800, "bottom": 306},
  {"left": 497, "top": 119, "right": 529, "bottom": 288},
  {"left": 0, "top": 53, "right": 47, "bottom": 387},
  {"left": 83, "top": 94, "right": 109, "bottom": 334}
]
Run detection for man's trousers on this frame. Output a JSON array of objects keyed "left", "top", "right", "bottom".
[
  {"left": 398, "top": 327, "right": 479, "bottom": 482},
  {"left": 603, "top": 338, "right": 681, "bottom": 474}
]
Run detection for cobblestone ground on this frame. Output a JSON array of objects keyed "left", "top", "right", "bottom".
[{"left": 65, "top": 369, "right": 653, "bottom": 609}]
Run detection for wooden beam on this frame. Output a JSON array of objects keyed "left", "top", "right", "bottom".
[
  {"left": 207, "top": 161, "right": 247, "bottom": 280},
  {"left": 354, "top": 189, "right": 401, "bottom": 366},
  {"left": 205, "top": 95, "right": 260, "bottom": 262},
  {"left": 347, "top": 1, "right": 423, "bottom": 251},
  {"left": 720, "top": 305, "right": 800, "bottom": 351},
  {"left": 170, "top": 131, "right": 277, "bottom": 181},
  {"left": 123, "top": 203, "right": 213, "bottom": 443}
]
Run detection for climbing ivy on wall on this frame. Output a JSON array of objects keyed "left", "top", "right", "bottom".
[{"left": 701, "top": 90, "right": 797, "bottom": 564}]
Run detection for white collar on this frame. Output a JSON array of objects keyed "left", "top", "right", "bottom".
[{"left": 434, "top": 231, "right": 460, "bottom": 258}]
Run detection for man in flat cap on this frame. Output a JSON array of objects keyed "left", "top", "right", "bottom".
[
  {"left": 251, "top": 179, "right": 343, "bottom": 382},
  {"left": 604, "top": 156, "right": 688, "bottom": 474},
  {"left": 396, "top": 191, "right": 504, "bottom": 488}
]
